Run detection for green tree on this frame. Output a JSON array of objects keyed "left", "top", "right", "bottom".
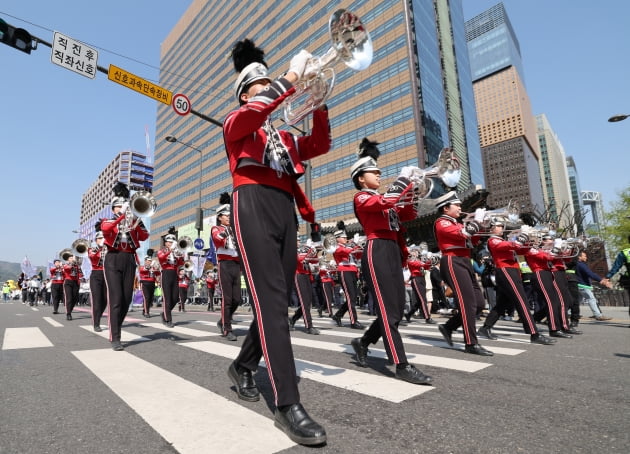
[{"left": 601, "top": 186, "right": 630, "bottom": 256}]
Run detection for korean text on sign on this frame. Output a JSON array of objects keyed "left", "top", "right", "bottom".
[
  {"left": 51, "top": 32, "right": 98, "bottom": 79},
  {"left": 107, "top": 64, "right": 172, "bottom": 105}
]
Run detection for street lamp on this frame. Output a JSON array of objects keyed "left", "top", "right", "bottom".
[
  {"left": 164, "top": 135, "right": 204, "bottom": 238},
  {"left": 607, "top": 114, "right": 629, "bottom": 122}
]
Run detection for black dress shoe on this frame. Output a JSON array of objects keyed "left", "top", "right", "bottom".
[
  {"left": 564, "top": 327, "right": 582, "bottom": 335},
  {"left": 274, "top": 403, "right": 327, "bottom": 446},
  {"left": 331, "top": 315, "right": 342, "bottom": 327},
  {"left": 306, "top": 327, "right": 320, "bottom": 335},
  {"left": 111, "top": 341, "right": 124, "bottom": 351},
  {"left": 438, "top": 324, "right": 453, "bottom": 347},
  {"left": 404, "top": 313, "right": 411, "bottom": 323},
  {"left": 477, "top": 326, "right": 498, "bottom": 340},
  {"left": 425, "top": 318, "right": 437, "bottom": 324},
  {"left": 464, "top": 344, "right": 494, "bottom": 356},
  {"left": 227, "top": 362, "right": 260, "bottom": 402},
  {"left": 94, "top": 325, "right": 102, "bottom": 332},
  {"left": 350, "top": 322, "right": 364, "bottom": 330},
  {"left": 530, "top": 333, "right": 555, "bottom": 345},
  {"left": 225, "top": 331, "right": 237, "bottom": 341},
  {"left": 395, "top": 364, "right": 433, "bottom": 385},
  {"left": 550, "top": 330, "right": 572, "bottom": 338},
  {"left": 288, "top": 318, "right": 296, "bottom": 331},
  {"left": 66, "top": 314, "right": 72, "bottom": 321},
  {"left": 52, "top": 311, "right": 59, "bottom": 314},
  {"left": 351, "top": 338, "right": 368, "bottom": 367}
]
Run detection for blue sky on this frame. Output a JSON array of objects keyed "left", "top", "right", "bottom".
[{"left": 1, "top": 1, "right": 628, "bottom": 267}]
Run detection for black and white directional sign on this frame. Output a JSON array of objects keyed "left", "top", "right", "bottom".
[{"left": 50, "top": 31, "right": 98, "bottom": 79}]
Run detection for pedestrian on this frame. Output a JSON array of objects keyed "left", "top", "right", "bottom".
[
  {"left": 3, "top": 282, "right": 11, "bottom": 302},
  {"left": 605, "top": 235, "right": 630, "bottom": 320},
  {"left": 434, "top": 192, "right": 493, "bottom": 356},
  {"left": 348, "top": 138, "right": 433, "bottom": 384},
  {"left": 101, "top": 184, "right": 150, "bottom": 350},
  {"left": 88, "top": 230, "right": 107, "bottom": 332},
  {"left": 222, "top": 39, "right": 329, "bottom": 445},
  {"left": 576, "top": 250, "right": 612, "bottom": 320},
  {"left": 211, "top": 193, "right": 241, "bottom": 341}
]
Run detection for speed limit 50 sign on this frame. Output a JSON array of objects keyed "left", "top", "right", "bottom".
[{"left": 172, "top": 93, "right": 191, "bottom": 116}]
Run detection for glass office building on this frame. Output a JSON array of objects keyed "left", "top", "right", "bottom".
[{"left": 150, "top": 0, "right": 482, "bottom": 248}]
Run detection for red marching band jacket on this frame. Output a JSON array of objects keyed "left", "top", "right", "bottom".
[
  {"left": 88, "top": 246, "right": 106, "bottom": 271},
  {"left": 62, "top": 263, "right": 83, "bottom": 282},
  {"left": 407, "top": 258, "right": 431, "bottom": 277},
  {"left": 319, "top": 267, "right": 334, "bottom": 284},
  {"left": 211, "top": 225, "right": 240, "bottom": 263},
  {"left": 157, "top": 247, "right": 184, "bottom": 271},
  {"left": 433, "top": 215, "right": 478, "bottom": 257},
  {"left": 205, "top": 275, "right": 216, "bottom": 290},
  {"left": 296, "top": 250, "right": 319, "bottom": 277},
  {"left": 138, "top": 264, "right": 159, "bottom": 282},
  {"left": 101, "top": 213, "right": 149, "bottom": 254},
  {"left": 223, "top": 76, "right": 331, "bottom": 224},
  {"left": 487, "top": 235, "right": 531, "bottom": 269},
  {"left": 50, "top": 265, "right": 64, "bottom": 284},
  {"left": 333, "top": 244, "right": 361, "bottom": 273},
  {"left": 524, "top": 247, "right": 556, "bottom": 273},
  {"left": 178, "top": 274, "right": 190, "bottom": 289}
]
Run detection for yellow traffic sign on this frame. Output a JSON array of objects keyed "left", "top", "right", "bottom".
[{"left": 108, "top": 64, "right": 172, "bottom": 105}]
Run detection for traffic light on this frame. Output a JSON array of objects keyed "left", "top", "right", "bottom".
[
  {"left": 195, "top": 207, "right": 204, "bottom": 232},
  {"left": 0, "top": 18, "right": 33, "bottom": 54}
]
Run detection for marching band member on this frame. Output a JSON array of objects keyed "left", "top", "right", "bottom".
[
  {"left": 331, "top": 222, "right": 364, "bottom": 329},
  {"left": 138, "top": 253, "right": 159, "bottom": 318},
  {"left": 157, "top": 234, "right": 184, "bottom": 328},
  {"left": 551, "top": 250, "right": 582, "bottom": 334},
  {"left": 88, "top": 229, "right": 107, "bottom": 332},
  {"left": 524, "top": 235, "right": 573, "bottom": 338},
  {"left": 348, "top": 138, "right": 432, "bottom": 384},
  {"left": 475, "top": 219, "right": 555, "bottom": 344},
  {"left": 290, "top": 241, "right": 321, "bottom": 335},
  {"left": 211, "top": 194, "right": 241, "bottom": 341},
  {"left": 62, "top": 253, "right": 83, "bottom": 320},
  {"left": 177, "top": 267, "right": 190, "bottom": 312},
  {"left": 223, "top": 39, "right": 329, "bottom": 445},
  {"left": 49, "top": 259, "right": 65, "bottom": 314},
  {"left": 434, "top": 192, "right": 493, "bottom": 356},
  {"left": 405, "top": 248, "right": 436, "bottom": 324},
  {"left": 318, "top": 263, "right": 335, "bottom": 317},
  {"left": 205, "top": 270, "right": 217, "bottom": 311},
  {"left": 101, "top": 184, "right": 149, "bottom": 351}
]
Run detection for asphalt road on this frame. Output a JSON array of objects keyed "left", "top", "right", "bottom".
[{"left": 1, "top": 301, "right": 628, "bottom": 454}]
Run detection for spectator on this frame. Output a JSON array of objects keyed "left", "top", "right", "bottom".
[
  {"left": 605, "top": 235, "right": 630, "bottom": 318},
  {"left": 576, "top": 250, "right": 612, "bottom": 321}
]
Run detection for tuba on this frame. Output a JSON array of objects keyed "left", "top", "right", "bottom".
[
  {"left": 59, "top": 248, "right": 74, "bottom": 262},
  {"left": 177, "top": 236, "right": 193, "bottom": 254},
  {"left": 282, "top": 9, "right": 373, "bottom": 125},
  {"left": 121, "top": 191, "right": 158, "bottom": 233},
  {"left": 71, "top": 238, "right": 90, "bottom": 258}
]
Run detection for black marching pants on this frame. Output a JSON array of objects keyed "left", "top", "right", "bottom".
[
  {"left": 440, "top": 255, "right": 485, "bottom": 346},
  {"left": 141, "top": 281, "right": 155, "bottom": 315},
  {"left": 161, "top": 269, "right": 178, "bottom": 323},
  {"left": 531, "top": 270, "right": 564, "bottom": 332},
  {"left": 90, "top": 270, "right": 107, "bottom": 326},
  {"left": 334, "top": 270, "right": 359, "bottom": 324},
  {"left": 292, "top": 273, "right": 314, "bottom": 328},
  {"left": 232, "top": 185, "right": 300, "bottom": 408},
  {"left": 360, "top": 239, "right": 408, "bottom": 365},
  {"left": 218, "top": 260, "right": 242, "bottom": 333},
  {"left": 63, "top": 280, "right": 79, "bottom": 315},
  {"left": 104, "top": 251, "right": 136, "bottom": 342},
  {"left": 51, "top": 283, "right": 64, "bottom": 312},
  {"left": 409, "top": 275, "right": 431, "bottom": 320}
]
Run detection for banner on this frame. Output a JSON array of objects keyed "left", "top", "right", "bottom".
[
  {"left": 190, "top": 254, "right": 207, "bottom": 278},
  {"left": 21, "top": 256, "right": 37, "bottom": 278}
]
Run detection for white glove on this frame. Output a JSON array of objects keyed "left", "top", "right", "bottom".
[
  {"left": 474, "top": 208, "right": 486, "bottom": 223},
  {"left": 288, "top": 50, "right": 312, "bottom": 80},
  {"left": 120, "top": 202, "right": 129, "bottom": 213},
  {"left": 553, "top": 238, "right": 563, "bottom": 249},
  {"left": 399, "top": 166, "right": 416, "bottom": 179}
]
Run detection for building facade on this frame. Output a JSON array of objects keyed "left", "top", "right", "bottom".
[
  {"left": 466, "top": 3, "right": 544, "bottom": 213},
  {"left": 149, "top": 0, "right": 483, "bottom": 249},
  {"left": 78, "top": 150, "right": 153, "bottom": 241},
  {"left": 566, "top": 156, "right": 585, "bottom": 234},
  {"left": 536, "top": 114, "right": 575, "bottom": 231}
]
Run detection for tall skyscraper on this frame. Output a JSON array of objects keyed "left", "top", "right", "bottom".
[
  {"left": 466, "top": 2, "right": 544, "bottom": 213},
  {"left": 536, "top": 114, "right": 575, "bottom": 231},
  {"left": 566, "top": 156, "right": 585, "bottom": 234},
  {"left": 151, "top": 0, "right": 482, "bottom": 249},
  {"left": 78, "top": 150, "right": 153, "bottom": 241}
]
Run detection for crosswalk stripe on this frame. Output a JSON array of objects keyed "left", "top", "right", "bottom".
[
  {"left": 288, "top": 337, "right": 491, "bottom": 373},
  {"left": 2, "top": 327, "right": 53, "bottom": 350},
  {"left": 180, "top": 340, "right": 433, "bottom": 402},
  {"left": 141, "top": 322, "right": 221, "bottom": 338},
  {"left": 79, "top": 325, "right": 151, "bottom": 343},
  {"left": 43, "top": 316, "right": 64, "bottom": 327},
  {"left": 72, "top": 349, "right": 295, "bottom": 453}
]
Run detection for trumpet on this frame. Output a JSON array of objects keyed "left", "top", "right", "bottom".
[
  {"left": 283, "top": 9, "right": 372, "bottom": 125},
  {"left": 183, "top": 260, "right": 194, "bottom": 273}
]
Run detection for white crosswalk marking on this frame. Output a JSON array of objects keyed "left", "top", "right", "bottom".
[
  {"left": 2, "top": 327, "right": 53, "bottom": 350},
  {"left": 180, "top": 340, "right": 433, "bottom": 402},
  {"left": 72, "top": 349, "right": 295, "bottom": 453},
  {"left": 43, "top": 316, "right": 64, "bottom": 327},
  {"left": 79, "top": 325, "right": 150, "bottom": 343}
]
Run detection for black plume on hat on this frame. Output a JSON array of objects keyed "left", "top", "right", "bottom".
[
  {"left": 219, "top": 192, "right": 231, "bottom": 205},
  {"left": 336, "top": 220, "right": 346, "bottom": 232},
  {"left": 146, "top": 248, "right": 154, "bottom": 257},
  {"left": 357, "top": 138, "right": 380, "bottom": 161},
  {"left": 231, "top": 39, "right": 267, "bottom": 73},
  {"left": 112, "top": 182, "right": 130, "bottom": 199},
  {"left": 94, "top": 220, "right": 102, "bottom": 232}
]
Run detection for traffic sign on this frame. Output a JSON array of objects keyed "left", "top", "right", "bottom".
[
  {"left": 194, "top": 238, "right": 205, "bottom": 250},
  {"left": 172, "top": 93, "right": 191, "bottom": 116},
  {"left": 51, "top": 32, "right": 98, "bottom": 79},
  {"left": 108, "top": 64, "right": 172, "bottom": 105}
]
